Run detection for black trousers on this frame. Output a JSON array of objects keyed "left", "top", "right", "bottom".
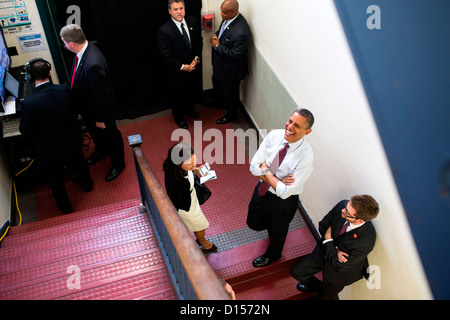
[
  {"left": 170, "top": 72, "right": 197, "bottom": 123},
  {"left": 43, "top": 142, "right": 93, "bottom": 214},
  {"left": 290, "top": 243, "right": 345, "bottom": 300},
  {"left": 212, "top": 76, "right": 242, "bottom": 119},
  {"left": 83, "top": 114, "right": 125, "bottom": 170},
  {"left": 247, "top": 182, "right": 298, "bottom": 260}
]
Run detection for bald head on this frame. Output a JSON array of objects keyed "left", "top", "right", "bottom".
[
  {"left": 221, "top": 0, "right": 239, "bottom": 20},
  {"left": 224, "top": 0, "right": 239, "bottom": 10}
]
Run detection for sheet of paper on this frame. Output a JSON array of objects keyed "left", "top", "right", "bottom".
[
  {"left": 0, "top": 95, "right": 16, "bottom": 116},
  {"left": 200, "top": 170, "right": 216, "bottom": 184}
]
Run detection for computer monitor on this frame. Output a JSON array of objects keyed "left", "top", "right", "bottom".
[
  {"left": 4, "top": 71, "right": 19, "bottom": 99},
  {"left": 0, "top": 30, "right": 11, "bottom": 113}
]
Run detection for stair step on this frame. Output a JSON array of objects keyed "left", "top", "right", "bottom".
[
  {"left": 0, "top": 199, "right": 177, "bottom": 300},
  {"left": 208, "top": 228, "right": 316, "bottom": 279},
  {"left": 226, "top": 256, "right": 301, "bottom": 287},
  {"left": 233, "top": 266, "right": 317, "bottom": 300},
  {"left": 0, "top": 220, "right": 154, "bottom": 274},
  {"left": 9, "top": 199, "right": 141, "bottom": 236},
  {"left": 0, "top": 250, "right": 166, "bottom": 300},
  {"left": 0, "top": 213, "right": 149, "bottom": 261},
  {"left": 0, "top": 236, "right": 158, "bottom": 290},
  {"left": 2, "top": 206, "right": 140, "bottom": 248},
  {"left": 56, "top": 270, "right": 176, "bottom": 300},
  {"left": 207, "top": 228, "right": 317, "bottom": 300}
]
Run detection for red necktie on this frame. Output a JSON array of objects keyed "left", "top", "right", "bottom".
[
  {"left": 339, "top": 221, "right": 349, "bottom": 236},
  {"left": 71, "top": 56, "right": 78, "bottom": 89},
  {"left": 258, "top": 143, "right": 289, "bottom": 196}
]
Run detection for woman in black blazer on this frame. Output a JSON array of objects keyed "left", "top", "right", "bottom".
[{"left": 163, "top": 143, "right": 217, "bottom": 252}]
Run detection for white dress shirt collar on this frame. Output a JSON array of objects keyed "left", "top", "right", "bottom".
[
  {"left": 283, "top": 136, "right": 305, "bottom": 152},
  {"left": 223, "top": 12, "right": 240, "bottom": 26},
  {"left": 76, "top": 40, "right": 89, "bottom": 68},
  {"left": 172, "top": 18, "right": 190, "bottom": 38},
  {"left": 35, "top": 80, "right": 50, "bottom": 88}
]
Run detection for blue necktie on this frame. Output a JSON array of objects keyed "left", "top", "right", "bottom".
[
  {"left": 180, "top": 23, "right": 191, "bottom": 48},
  {"left": 218, "top": 20, "right": 228, "bottom": 38}
]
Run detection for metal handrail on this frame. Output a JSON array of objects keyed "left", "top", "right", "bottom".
[{"left": 130, "top": 140, "right": 230, "bottom": 300}]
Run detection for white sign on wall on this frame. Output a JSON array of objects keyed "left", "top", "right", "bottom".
[{"left": 17, "top": 33, "right": 45, "bottom": 52}]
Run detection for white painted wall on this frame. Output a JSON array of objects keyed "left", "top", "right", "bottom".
[{"left": 202, "top": 0, "right": 432, "bottom": 299}]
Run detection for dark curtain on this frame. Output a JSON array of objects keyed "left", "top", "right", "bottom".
[{"left": 54, "top": 0, "right": 203, "bottom": 119}]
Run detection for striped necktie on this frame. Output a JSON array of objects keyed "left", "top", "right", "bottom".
[{"left": 180, "top": 23, "right": 191, "bottom": 48}]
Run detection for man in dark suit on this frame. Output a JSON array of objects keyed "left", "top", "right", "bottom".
[
  {"left": 19, "top": 59, "right": 93, "bottom": 213},
  {"left": 210, "top": 0, "right": 251, "bottom": 124},
  {"left": 290, "top": 195, "right": 379, "bottom": 299},
  {"left": 157, "top": 0, "right": 203, "bottom": 130},
  {"left": 60, "top": 24, "right": 125, "bottom": 182}
]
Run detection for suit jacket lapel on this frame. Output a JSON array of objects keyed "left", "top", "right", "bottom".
[
  {"left": 219, "top": 20, "right": 230, "bottom": 40},
  {"left": 338, "top": 220, "right": 369, "bottom": 240},
  {"left": 219, "top": 14, "right": 241, "bottom": 40},
  {"left": 72, "top": 44, "right": 90, "bottom": 86},
  {"left": 170, "top": 20, "right": 192, "bottom": 49},
  {"left": 187, "top": 20, "right": 196, "bottom": 44},
  {"left": 335, "top": 217, "right": 347, "bottom": 239}
]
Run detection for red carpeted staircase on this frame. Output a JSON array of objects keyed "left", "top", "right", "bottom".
[
  {"left": 0, "top": 199, "right": 319, "bottom": 300},
  {"left": 0, "top": 200, "right": 176, "bottom": 300}
]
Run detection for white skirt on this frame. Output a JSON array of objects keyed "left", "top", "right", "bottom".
[{"left": 178, "top": 171, "right": 210, "bottom": 232}]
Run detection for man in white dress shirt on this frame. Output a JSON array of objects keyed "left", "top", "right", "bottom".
[{"left": 248, "top": 109, "right": 315, "bottom": 267}]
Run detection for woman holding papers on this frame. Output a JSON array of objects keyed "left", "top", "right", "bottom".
[{"left": 163, "top": 142, "right": 217, "bottom": 252}]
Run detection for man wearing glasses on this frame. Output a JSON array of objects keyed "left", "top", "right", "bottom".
[{"left": 290, "top": 195, "right": 379, "bottom": 299}]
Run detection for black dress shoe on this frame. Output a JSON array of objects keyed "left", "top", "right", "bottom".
[
  {"left": 186, "top": 111, "right": 199, "bottom": 118},
  {"left": 196, "top": 240, "right": 218, "bottom": 253},
  {"left": 252, "top": 255, "right": 274, "bottom": 268},
  {"left": 105, "top": 166, "right": 124, "bottom": 182},
  {"left": 216, "top": 116, "right": 236, "bottom": 125},
  {"left": 176, "top": 121, "right": 188, "bottom": 129},
  {"left": 296, "top": 283, "right": 312, "bottom": 292},
  {"left": 86, "top": 152, "right": 106, "bottom": 166}
]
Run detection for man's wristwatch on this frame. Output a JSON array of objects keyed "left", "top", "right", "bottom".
[
  {"left": 195, "top": 56, "right": 200, "bottom": 62},
  {"left": 214, "top": 44, "right": 220, "bottom": 50},
  {"left": 261, "top": 168, "right": 270, "bottom": 175}
]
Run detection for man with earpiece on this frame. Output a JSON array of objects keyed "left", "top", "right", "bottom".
[
  {"left": 210, "top": 0, "right": 251, "bottom": 124},
  {"left": 19, "top": 59, "right": 93, "bottom": 214}
]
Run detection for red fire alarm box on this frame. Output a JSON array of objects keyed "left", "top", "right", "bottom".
[{"left": 202, "top": 12, "right": 214, "bottom": 31}]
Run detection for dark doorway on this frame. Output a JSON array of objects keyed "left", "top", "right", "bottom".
[{"left": 36, "top": 0, "right": 203, "bottom": 119}]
